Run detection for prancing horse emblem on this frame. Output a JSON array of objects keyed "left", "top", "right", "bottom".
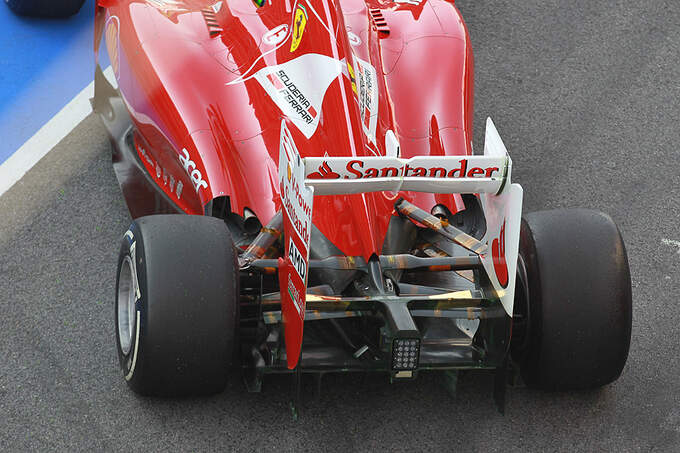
[{"left": 290, "top": 4, "right": 308, "bottom": 52}]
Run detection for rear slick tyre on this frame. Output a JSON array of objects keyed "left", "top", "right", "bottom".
[
  {"left": 115, "top": 215, "right": 239, "bottom": 397},
  {"left": 5, "top": 0, "right": 85, "bottom": 17},
  {"left": 516, "top": 209, "right": 632, "bottom": 391}
]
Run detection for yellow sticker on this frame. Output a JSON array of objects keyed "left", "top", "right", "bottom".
[
  {"left": 290, "top": 4, "right": 308, "bottom": 52},
  {"left": 347, "top": 62, "right": 357, "bottom": 94}
]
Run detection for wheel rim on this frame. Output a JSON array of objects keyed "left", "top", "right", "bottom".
[{"left": 117, "top": 256, "right": 136, "bottom": 355}]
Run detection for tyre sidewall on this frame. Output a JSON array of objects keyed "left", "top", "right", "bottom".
[
  {"left": 516, "top": 218, "right": 544, "bottom": 386},
  {"left": 115, "top": 222, "right": 149, "bottom": 393}
]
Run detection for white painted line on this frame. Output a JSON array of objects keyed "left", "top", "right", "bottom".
[
  {"left": 0, "top": 66, "right": 117, "bottom": 198},
  {"left": 662, "top": 238, "right": 680, "bottom": 255}
]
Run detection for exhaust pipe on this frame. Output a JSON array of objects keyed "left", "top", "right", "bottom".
[{"left": 243, "top": 208, "right": 262, "bottom": 235}]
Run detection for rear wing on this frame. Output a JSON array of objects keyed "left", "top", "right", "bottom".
[
  {"left": 304, "top": 155, "right": 508, "bottom": 195},
  {"left": 278, "top": 118, "right": 523, "bottom": 369},
  {"left": 303, "top": 118, "right": 512, "bottom": 196}
]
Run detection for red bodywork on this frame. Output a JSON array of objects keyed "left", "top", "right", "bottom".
[{"left": 97, "top": 0, "right": 474, "bottom": 260}]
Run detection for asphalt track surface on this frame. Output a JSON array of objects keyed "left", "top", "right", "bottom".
[{"left": 1, "top": 1, "right": 679, "bottom": 451}]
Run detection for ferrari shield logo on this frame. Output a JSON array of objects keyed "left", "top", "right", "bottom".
[{"left": 290, "top": 5, "right": 308, "bottom": 52}]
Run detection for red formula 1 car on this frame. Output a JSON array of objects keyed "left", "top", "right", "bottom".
[{"left": 13, "top": 0, "right": 632, "bottom": 406}]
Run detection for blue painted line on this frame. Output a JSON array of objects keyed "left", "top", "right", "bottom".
[{"left": 0, "top": 0, "right": 110, "bottom": 164}]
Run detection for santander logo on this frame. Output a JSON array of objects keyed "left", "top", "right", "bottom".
[
  {"left": 308, "top": 161, "right": 340, "bottom": 179},
  {"left": 492, "top": 220, "right": 509, "bottom": 288},
  {"left": 305, "top": 158, "right": 500, "bottom": 180}
]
